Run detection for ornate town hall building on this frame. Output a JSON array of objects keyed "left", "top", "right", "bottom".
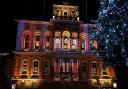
[{"left": 11, "top": 3, "right": 116, "bottom": 89}]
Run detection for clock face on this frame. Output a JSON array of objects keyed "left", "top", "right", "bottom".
[{"left": 72, "top": 39, "right": 76, "bottom": 45}]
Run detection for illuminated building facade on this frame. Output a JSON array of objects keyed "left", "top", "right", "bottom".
[{"left": 11, "top": 3, "right": 116, "bottom": 89}]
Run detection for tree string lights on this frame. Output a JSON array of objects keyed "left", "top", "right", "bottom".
[{"left": 90, "top": 0, "right": 128, "bottom": 66}]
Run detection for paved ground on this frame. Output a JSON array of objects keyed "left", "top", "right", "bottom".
[{"left": 37, "top": 81, "right": 96, "bottom": 89}]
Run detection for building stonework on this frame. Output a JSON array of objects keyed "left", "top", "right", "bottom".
[{"left": 11, "top": 4, "right": 116, "bottom": 89}]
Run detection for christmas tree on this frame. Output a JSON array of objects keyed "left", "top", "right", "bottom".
[{"left": 90, "top": 0, "right": 128, "bottom": 89}]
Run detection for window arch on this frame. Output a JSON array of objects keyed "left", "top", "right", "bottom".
[
  {"left": 62, "top": 31, "right": 70, "bottom": 49},
  {"left": 21, "top": 59, "right": 28, "bottom": 75},
  {"left": 54, "top": 31, "right": 61, "bottom": 49},
  {"left": 34, "top": 33, "right": 41, "bottom": 51},
  {"left": 24, "top": 32, "right": 30, "bottom": 50},
  {"left": 33, "top": 60, "right": 39, "bottom": 75}
]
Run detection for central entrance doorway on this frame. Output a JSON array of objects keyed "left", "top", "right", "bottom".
[{"left": 54, "top": 58, "right": 78, "bottom": 81}]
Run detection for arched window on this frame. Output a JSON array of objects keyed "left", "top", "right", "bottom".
[
  {"left": 54, "top": 31, "right": 61, "bottom": 49},
  {"left": 62, "top": 31, "right": 70, "bottom": 49},
  {"left": 44, "top": 31, "right": 51, "bottom": 51},
  {"left": 33, "top": 60, "right": 39, "bottom": 75},
  {"left": 92, "top": 61, "right": 98, "bottom": 78},
  {"left": 63, "top": 9, "right": 68, "bottom": 18},
  {"left": 71, "top": 32, "right": 78, "bottom": 49},
  {"left": 34, "top": 33, "right": 41, "bottom": 51},
  {"left": 24, "top": 33, "right": 30, "bottom": 50},
  {"left": 56, "top": 9, "right": 61, "bottom": 16},
  {"left": 44, "top": 61, "right": 49, "bottom": 74},
  {"left": 102, "top": 63, "right": 108, "bottom": 75},
  {"left": 80, "top": 32, "right": 86, "bottom": 51},
  {"left": 21, "top": 59, "right": 28, "bottom": 75}
]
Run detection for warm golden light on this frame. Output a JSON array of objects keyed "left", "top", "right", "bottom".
[
  {"left": 35, "top": 42, "right": 39, "bottom": 46},
  {"left": 22, "top": 79, "right": 25, "bottom": 82},
  {"left": 33, "top": 79, "right": 37, "bottom": 82},
  {"left": 113, "top": 82, "right": 117, "bottom": 88}
]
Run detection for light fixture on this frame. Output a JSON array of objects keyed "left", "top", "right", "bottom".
[
  {"left": 113, "top": 82, "right": 117, "bottom": 88},
  {"left": 22, "top": 79, "right": 25, "bottom": 82},
  {"left": 53, "top": 16, "right": 55, "bottom": 19},
  {"left": 33, "top": 79, "right": 37, "bottom": 82},
  {"left": 77, "top": 17, "right": 80, "bottom": 21}
]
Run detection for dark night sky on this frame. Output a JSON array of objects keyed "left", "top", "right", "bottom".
[{"left": 0, "top": 0, "right": 99, "bottom": 52}]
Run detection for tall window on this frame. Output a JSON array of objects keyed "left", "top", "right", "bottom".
[
  {"left": 34, "top": 33, "right": 41, "bottom": 51},
  {"left": 54, "top": 31, "right": 61, "bottom": 49},
  {"left": 62, "top": 31, "right": 70, "bottom": 49},
  {"left": 92, "top": 62, "right": 97, "bottom": 78},
  {"left": 72, "top": 59, "right": 78, "bottom": 80},
  {"left": 71, "top": 32, "right": 78, "bottom": 49},
  {"left": 33, "top": 60, "right": 39, "bottom": 75},
  {"left": 102, "top": 63, "right": 107, "bottom": 75},
  {"left": 44, "top": 61, "right": 49, "bottom": 74},
  {"left": 81, "top": 62, "right": 87, "bottom": 73},
  {"left": 80, "top": 33, "right": 86, "bottom": 50},
  {"left": 24, "top": 33, "right": 30, "bottom": 50},
  {"left": 21, "top": 60, "right": 28, "bottom": 75},
  {"left": 44, "top": 31, "right": 51, "bottom": 51},
  {"left": 46, "top": 36, "right": 50, "bottom": 50},
  {"left": 81, "top": 62, "right": 87, "bottom": 79}
]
